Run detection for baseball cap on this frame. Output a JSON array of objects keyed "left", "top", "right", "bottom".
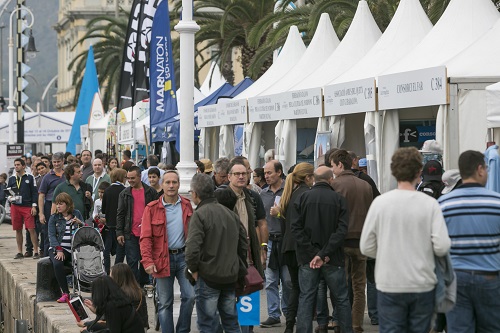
[
  {"left": 419, "top": 140, "right": 443, "bottom": 154},
  {"left": 441, "top": 169, "right": 461, "bottom": 194},
  {"left": 422, "top": 160, "right": 443, "bottom": 182},
  {"left": 358, "top": 158, "right": 367, "bottom": 167}
]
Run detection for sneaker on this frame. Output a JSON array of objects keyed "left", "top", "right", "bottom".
[
  {"left": 57, "top": 293, "right": 69, "bottom": 303},
  {"left": 24, "top": 251, "right": 33, "bottom": 258},
  {"left": 14, "top": 253, "right": 24, "bottom": 259},
  {"left": 32, "top": 253, "right": 40, "bottom": 260},
  {"left": 260, "top": 317, "right": 281, "bottom": 328}
]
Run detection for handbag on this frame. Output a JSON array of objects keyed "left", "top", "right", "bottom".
[{"left": 235, "top": 237, "right": 264, "bottom": 297}]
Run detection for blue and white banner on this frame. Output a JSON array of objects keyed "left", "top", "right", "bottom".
[
  {"left": 237, "top": 291, "right": 260, "bottom": 326},
  {"left": 150, "top": 0, "right": 178, "bottom": 143}
]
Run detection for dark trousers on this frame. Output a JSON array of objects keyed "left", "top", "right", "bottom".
[
  {"left": 102, "top": 228, "right": 118, "bottom": 274},
  {"left": 40, "top": 201, "right": 52, "bottom": 257},
  {"left": 25, "top": 215, "right": 41, "bottom": 253},
  {"left": 49, "top": 249, "right": 72, "bottom": 294},
  {"left": 124, "top": 234, "right": 149, "bottom": 286}
]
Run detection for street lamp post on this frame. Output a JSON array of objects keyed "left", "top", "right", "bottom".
[
  {"left": 174, "top": 0, "right": 200, "bottom": 192},
  {"left": 7, "top": 4, "right": 34, "bottom": 144}
]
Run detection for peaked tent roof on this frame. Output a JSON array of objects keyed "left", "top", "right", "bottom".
[
  {"left": 446, "top": 18, "right": 500, "bottom": 78},
  {"left": 294, "top": 0, "right": 381, "bottom": 90},
  {"left": 334, "top": 0, "right": 432, "bottom": 83},
  {"left": 263, "top": 13, "right": 340, "bottom": 95},
  {"left": 234, "top": 26, "right": 306, "bottom": 100},
  {"left": 225, "top": 77, "right": 254, "bottom": 97},
  {"left": 385, "top": 0, "right": 500, "bottom": 74},
  {"left": 200, "top": 62, "right": 226, "bottom": 96}
]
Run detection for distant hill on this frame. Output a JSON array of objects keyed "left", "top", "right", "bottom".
[{"left": 0, "top": 0, "right": 58, "bottom": 112}]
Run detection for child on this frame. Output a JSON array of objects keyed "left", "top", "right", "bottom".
[{"left": 92, "top": 181, "right": 110, "bottom": 231}]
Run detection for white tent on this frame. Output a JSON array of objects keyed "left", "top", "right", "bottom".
[
  {"left": 486, "top": 82, "right": 500, "bottom": 132},
  {"left": 200, "top": 62, "right": 226, "bottom": 96},
  {"left": 234, "top": 26, "right": 306, "bottom": 100},
  {"left": 381, "top": 0, "right": 500, "bottom": 169},
  {"left": 334, "top": 0, "right": 433, "bottom": 83},
  {"left": 385, "top": 0, "right": 500, "bottom": 74},
  {"left": 294, "top": 0, "right": 382, "bottom": 90},
  {"left": 263, "top": 13, "right": 340, "bottom": 95},
  {"left": 329, "top": 0, "right": 433, "bottom": 192}
]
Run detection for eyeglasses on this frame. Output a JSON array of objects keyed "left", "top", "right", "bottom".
[{"left": 230, "top": 172, "right": 247, "bottom": 177}]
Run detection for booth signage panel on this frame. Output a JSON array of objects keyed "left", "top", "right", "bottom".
[
  {"left": 248, "top": 88, "right": 322, "bottom": 122},
  {"left": 198, "top": 105, "right": 219, "bottom": 127},
  {"left": 378, "top": 66, "right": 448, "bottom": 110},
  {"left": 25, "top": 128, "right": 71, "bottom": 143},
  {"left": 324, "top": 78, "right": 376, "bottom": 115},
  {"left": 118, "top": 121, "right": 134, "bottom": 144},
  {"left": 7, "top": 144, "right": 24, "bottom": 167},
  {"left": 218, "top": 99, "right": 247, "bottom": 125}
]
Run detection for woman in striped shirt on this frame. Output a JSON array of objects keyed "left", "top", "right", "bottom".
[{"left": 48, "top": 192, "right": 84, "bottom": 303}]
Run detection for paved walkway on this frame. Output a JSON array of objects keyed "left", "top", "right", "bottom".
[{"left": 0, "top": 222, "right": 379, "bottom": 332}]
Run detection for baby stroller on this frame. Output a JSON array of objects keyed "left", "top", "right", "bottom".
[{"left": 71, "top": 226, "right": 106, "bottom": 296}]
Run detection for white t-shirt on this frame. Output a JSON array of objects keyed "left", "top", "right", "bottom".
[{"left": 360, "top": 189, "right": 451, "bottom": 293}]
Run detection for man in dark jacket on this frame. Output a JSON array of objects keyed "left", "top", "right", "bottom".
[
  {"left": 331, "top": 150, "right": 373, "bottom": 333},
  {"left": 291, "top": 166, "right": 352, "bottom": 333},
  {"left": 186, "top": 173, "right": 247, "bottom": 333},
  {"left": 116, "top": 166, "right": 158, "bottom": 285}
]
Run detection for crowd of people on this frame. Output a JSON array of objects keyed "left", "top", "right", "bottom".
[{"left": 4, "top": 144, "right": 500, "bottom": 333}]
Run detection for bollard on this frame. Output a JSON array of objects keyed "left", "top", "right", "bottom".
[
  {"left": 15, "top": 319, "right": 28, "bottom": 333},
  {"left": 35, "top": 257, "right": 61, "bottom": 302}
]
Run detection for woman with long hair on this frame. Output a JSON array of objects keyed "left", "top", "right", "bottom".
[
  {"left": 279, "top": 162, "right": 314, "bottom": 332},
  {"left": 107, "top": 157, "right": 119, "bottom": 173},
  {"left": 83, "top": 276, "right": 144, "bottom": 333},
  {"left": 110, "top": 263, "right": 149, "bottom": 331},
  {"left": 48, "top": 193, "right": 85, "bottom": 303}
]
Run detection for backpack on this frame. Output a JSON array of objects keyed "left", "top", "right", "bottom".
[{"left": 418, "top": 181, "right": 445, "bottom": 199}]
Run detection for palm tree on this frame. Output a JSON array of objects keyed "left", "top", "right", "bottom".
[
  {"left": 68, "top": 14, "right": 128, "bottom": 111},
  {"left": 172, "top": 0, "right": 277, "bottom": 82}
]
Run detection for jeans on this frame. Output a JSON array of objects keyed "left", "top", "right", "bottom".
[
  {"left": 265, "top": 239, "right": 292, "bottom": 319},
  {"left": 156, "top": 252, "right": 195, "bottom": 333},
  {"left": 446, "top": 270, "right": 500, "bottom": 333},
  {"left": 344, "top": 247, "right": 366, "bottom": 332},
  {"left": 195, "top": 277, "right": 241, "bottom": 333},
  {"left": 378, "top": 289, "right": 435, "bottom": 333},
  {"left": 297, "top": 264, "right": 352, "bottom": 333},
  {"left": 124, "top": 235, "right": 149, "bottom": 286},
  {"left": 366, "top": 258, "right": 378, "bottom": 322},
  {"left": 316, "top": 279, "right": 330, "bottom": 326}
]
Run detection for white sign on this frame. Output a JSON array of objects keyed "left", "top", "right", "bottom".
[
  {"left": 248, "top": 88, "right": 322, "bottom": 123},
  {"left": 324, "top": 78, "right": 376, "bottom": 115},
  {"left": 118, "top": 121, "right": 134, "bottom": 144},
  {"left": 198, "top": 105, "right": 219, "bottom": 128},
  {"left": 378, "top": 66, "right": 448, "bottom": 110},
  {"left": 217, "top": 99, "right": 247, "bottom": 125}
]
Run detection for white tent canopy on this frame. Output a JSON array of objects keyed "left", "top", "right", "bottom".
[
  {"left": 334, "top": 0, "right": 433, "bottom": 83},
  {"left": 263, "top": 13, "right": 340, "bottom": 95},
  {"left": 234, "top": 26, "right": 306, "bottom": 100},
  {"left": 486, "top": 82, "right": 500, "bottom": 129},
  {"left": 294, "top": 0, "right": 381, "bottom": 90},
  {"left": 385, "top": 0, "right": 500, "bottom": 74},
  {"left": 446, "top": 18, "right": 500, "bottom": 78},
  {"left": 200, "top": 62, "right": 226, "bottom": 96}
]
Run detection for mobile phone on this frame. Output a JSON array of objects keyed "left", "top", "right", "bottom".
[{"left": 68, "top": 296, "right": 89, "bottom": 321}]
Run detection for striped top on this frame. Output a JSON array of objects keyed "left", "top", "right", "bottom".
[
  {"left": 60, "top": 220, "right": 73, "bottom": 253},
  {"left": 439, "top": 184, "right": 500, "bottom": 271}
]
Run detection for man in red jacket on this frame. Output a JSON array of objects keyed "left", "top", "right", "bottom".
[{"left": 140, "top": 170, "right": 194, "bottom": 333}]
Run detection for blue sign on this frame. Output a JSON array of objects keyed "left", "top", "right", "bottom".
[
  {"left": 237, "top": 291, "right": 260, "bottom": 326},
  {"left": 234, "top": 125, "right": 244, "bottom": 156}
]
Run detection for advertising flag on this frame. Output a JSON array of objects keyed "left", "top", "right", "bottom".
[
  {"left": 66, "top": 46, "right": 99, "bottom": 154},
  {"left": 117, "top": 0, "right": 161, "bottom": 112},
  {"left": 150, "top": 0, "right": 178, "bottom": 143}
]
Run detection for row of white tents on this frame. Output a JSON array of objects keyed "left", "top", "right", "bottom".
[{"left": 198, "top": 0, "right": 500, "bottom": 193}]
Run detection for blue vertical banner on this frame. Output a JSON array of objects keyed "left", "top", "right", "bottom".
[
  {"left": 237, "top": 291, "right": 260, "bottom": 326},
  {"left": 150, "top": 0, "right": 178, "bottom": 143},
  {"left": 67, "top": 46, "right": 99, "bottom": 154}
]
